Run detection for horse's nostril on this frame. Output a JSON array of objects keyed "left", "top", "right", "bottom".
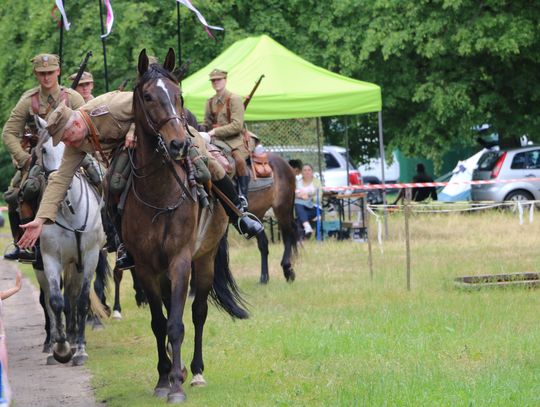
[{"left": 170, "top": 139, "right": 184, "bottom": 156}]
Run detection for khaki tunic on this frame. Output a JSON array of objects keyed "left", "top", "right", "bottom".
[
  {"left": 36, "top": 91, "right": 223, "bottom": 222},
  {"left": 2, "top": 85, "right": 84, "bottom": 168},
  {"left": 203, "top": 89, "right": 246, "bottom": 151}
]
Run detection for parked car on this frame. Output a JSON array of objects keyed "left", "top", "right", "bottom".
[
  {"left": 471, "top": 145, "right": 540, "bottom": 202},
  {"left": 358, "top": 151, "right": 401, "bottom": 184},
  {"left": 267, "top": 145, "right": 382, "bottom": 204}
]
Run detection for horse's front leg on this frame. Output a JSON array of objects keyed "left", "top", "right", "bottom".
[
  {"left": 47, "top": 270, "right": 71, "bottom": 363},
  {"left": 167, "top": 255, "right": 191, "bottom": 403},
  {"left": 141, "top": 275, "right": 171, "bottom": 399}
]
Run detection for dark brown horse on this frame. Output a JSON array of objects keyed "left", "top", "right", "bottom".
[
  {"left": 123, "top": 48, "right": 248, "bottom": 403},
  {"left": 247, "top": 153, "right": 298, "bottom": 283}
]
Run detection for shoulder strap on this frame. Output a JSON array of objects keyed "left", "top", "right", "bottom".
[
  {"left": 79, "top": 109, "right": 110, "bottom": 167},
  {"left": 31, "top": 91, "right": 40, "bottom": 115}
]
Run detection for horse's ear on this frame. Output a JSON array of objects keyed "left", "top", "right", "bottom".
[
  {"left": 163, "top": 48, "right": 176, "bottom": 73},
  {"left": 138, "top": 49, "right": 149, "bottom": 77}
]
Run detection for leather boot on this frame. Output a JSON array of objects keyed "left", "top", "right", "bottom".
[
  {"left": 236, "top": 175, "right": 251, "bottom": 211},
  {"left": 214, "top": 176, "right": 264, "bottom": 239},
  {"left": 116, "top": 243, "right": 134, "bottom": 270},
  {"left": 4, "top": 208, "right": 21, "bottom": 260}
]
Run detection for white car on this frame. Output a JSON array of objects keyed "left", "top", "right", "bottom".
[
  {"left": 358, "top": 151, "right": 400, "bottom": 184},
  {"left": 266, "top": 145, "right": 361, "bottom": 187}
]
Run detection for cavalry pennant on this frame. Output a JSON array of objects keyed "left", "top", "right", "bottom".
[{"left": 176, "top": 0, "right": 224, "bottom": 38}]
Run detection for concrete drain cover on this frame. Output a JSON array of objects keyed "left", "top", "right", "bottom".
[{"left": 454, "top": 272, "right": 540, "bottom": 289}]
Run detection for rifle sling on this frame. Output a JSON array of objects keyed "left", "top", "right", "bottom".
[{"left": 79, "top": 109, "right": 110, "bottom": 168}]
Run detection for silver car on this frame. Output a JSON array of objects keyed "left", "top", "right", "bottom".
[{"left": 471, "top": 146, "right": 540, "bottom": 202}]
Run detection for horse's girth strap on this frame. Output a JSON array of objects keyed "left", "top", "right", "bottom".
[{"left": 79, "top": 109, "right": 110, "bottom": 168}]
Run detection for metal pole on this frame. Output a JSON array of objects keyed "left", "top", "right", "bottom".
[
  {"left": 364, "top": 195, "right": 373, "bottom": 280},
  {"left": 316, "top": 117, "right": 324, "bottom": 241},
  {"left": 176, "top": 2, "right": 182, "bottom": 67},
  {"left": 378, "top": 111, "right": 389, "bottom": 238},
  {"left": 98, "top": 0, "right": 109, "bottom": 92},
  {"left": 58, "top": 2, "right": 64, "bottom": 84}
]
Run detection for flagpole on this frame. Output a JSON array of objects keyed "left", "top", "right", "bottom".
[
  {"left": 176, "top": 2, "right": 182, "bottom": 67},
  {"left": 98, "top": 0, "right": 109, "bottom": 92},
  {"left": 58, "top": 1, "right": 64, "bottom": 84}
]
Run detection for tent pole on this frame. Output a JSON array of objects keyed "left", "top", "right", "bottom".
[
  {"left": 316, "top": 117, "right": 324, "bottom": 241},
  {"left": 345, "top": 116, "right": 350, "bottom": 188},
  {"left": 378, "top": 111, "right": 389, "bottom": 238}
]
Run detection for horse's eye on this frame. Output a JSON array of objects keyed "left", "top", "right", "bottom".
[
  {"left": 143, "top": 93, "right": 153, "bottom": 102},
  {"left": 42, "top": 147, "right": 47, "bottom": 154}
]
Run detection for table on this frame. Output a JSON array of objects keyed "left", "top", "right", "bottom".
[{"left": 322, "top": 191, "right": 367, "bottom": 241}]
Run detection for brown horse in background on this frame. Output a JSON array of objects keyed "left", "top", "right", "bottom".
[
  {"left": 122, "top": 48, "right": 248, "bottom": 403},
  {"left": 247, "top": 153, "right": 298, "bottom": 284}
]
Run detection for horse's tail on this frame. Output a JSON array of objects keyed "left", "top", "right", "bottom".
[
  {"left": 90, "top": 250, "right": 111, "bottom": 320},
  {"left": 210, "top": 233, "right": 249, "bottom": 319}
]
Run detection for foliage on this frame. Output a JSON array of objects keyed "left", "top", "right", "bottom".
[{"left": 1, "top": 0, "right": 539, "bottom": 187}]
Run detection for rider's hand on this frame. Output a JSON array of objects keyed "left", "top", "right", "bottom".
[{"left": 18, "top": 218, "right": 45, "bottom": 249}]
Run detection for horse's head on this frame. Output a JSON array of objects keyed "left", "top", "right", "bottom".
[
  {"left": 134, "top": 48, "right": 187, "bottom": 159},
  {"left": 35, "top": 115, "right": 65, "bottom": 174}
]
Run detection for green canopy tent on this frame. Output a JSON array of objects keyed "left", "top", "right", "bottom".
[
  {"left": 183, "top": 34, "right": 381, "bottom": 120},
  {"left": 183, "top": 35, "right": 388, "bottom": 205}
]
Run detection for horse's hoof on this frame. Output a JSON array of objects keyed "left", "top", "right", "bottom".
[
  {"left": 112, "top": 310, "right": 122, "bottom": 320},
  {"left": 53, "top": 341, "right": 72, "bottom": 364},
  {"left": 92, "top": 321, "right": 105, "bottom": 331},
  {"left": 46, "top": 354, "right": 59, "bottom": 365},
  {"left": 72, "top": 352, "right": 88, "bottom": 366},
  {"left": 167, "top": 391, "right": 187, "bottom": 403},
  {"left": 259, "top": 274, "right": 269, "bottom": 284},
  {"left": 285, "top": 269, "right": 296, "bottom": 283},
  {"left": 153, "top": 387, "right": 170, "bottom": 398},
  {"left": 190, "top": 374, "right": 207, "bottom": 387}
]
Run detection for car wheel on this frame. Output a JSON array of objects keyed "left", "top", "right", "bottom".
[{"left": 505, "top": 189, "right": 534, "bottom": 202}]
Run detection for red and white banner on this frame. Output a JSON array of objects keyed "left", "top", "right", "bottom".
[
  {"left": 323, "top": 177, "right": 540, "bottom": 192},
  {"left": 100, "top": 0, "right": 114, "bottom": 38},
  {"left": 176, "top": 0, "right": 224, "bottom": 38},
  {"left": 55, "top": 0, "right": 70, "bottom": 30}
]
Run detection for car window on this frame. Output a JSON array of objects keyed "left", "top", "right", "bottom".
[
  {"left": 477, "top": 151, "right": 502, "bottom": 170},
  {"left": 324, "top": 152, "right": 341, "bottom": 169},
  {"left": 339, "top": 152, "right": 356, "bottom": 170},
  {"left": 511, "top": 150, "right": 540, "bottom": 169}
]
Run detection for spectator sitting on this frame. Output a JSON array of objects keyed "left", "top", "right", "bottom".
[
  {"left": 393, "top": 163, "right": 437, "bottom": 205},
  {"left": 295, "top": 163, "right": 321, "bottom": 238}
]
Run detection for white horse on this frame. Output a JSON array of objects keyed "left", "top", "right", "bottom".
[{"left": 33, "top": 117, "right": 106, "bottom": 365}]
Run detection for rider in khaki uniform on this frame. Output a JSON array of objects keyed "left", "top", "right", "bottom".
[
  {"left": 68, "top": 71, "right": 94, "bottom": 102},
  {"left": 17, "top": 91, "right": 263, "bottom": 262},
  {"left": 202, "top": 69, "right": 252, "bottom": 207},
  {"left": 2, "top": 53, "right": 84, "bottom": 260}
]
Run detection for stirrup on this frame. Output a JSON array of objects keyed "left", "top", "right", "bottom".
[
  {"left": 236, "top": 211, "right": 264, "bottom": 240},
  {"left": 18, "top": 248, "right": 37, "bottom": 264},
  {"left": 238, "top": 195, "right": 248, "bottom": 212}
]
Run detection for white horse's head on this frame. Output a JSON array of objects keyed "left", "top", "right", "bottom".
[{"left": 35, "top": 115, "right": 65, "bottom": 173}]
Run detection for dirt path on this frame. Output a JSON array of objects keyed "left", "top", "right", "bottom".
[{"left": 0, "top": 259, "right": 104, "bottom": 407}]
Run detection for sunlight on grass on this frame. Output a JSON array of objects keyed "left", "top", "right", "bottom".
[{"left": 3, "top": 209, "right": 540, "bottom": 406}]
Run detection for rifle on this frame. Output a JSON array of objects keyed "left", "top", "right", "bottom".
[
  {"left": 117, "top": 78, "right": 130, "bottom": 91},
  {"left": 71, "top": 51, "right": 93, "bottom": 89},
  {"left": 244, "top": 74, "right": 265, "bottom": 110},
  {"left": 174, "top": 59, "right": 192, "bottom": 82}
]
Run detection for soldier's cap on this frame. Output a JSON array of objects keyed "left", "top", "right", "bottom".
[
  {"left": 47, "top": 101, "right": 75, "bottom": 146},
  {"left": 69, "top": 71, "right": 93, "bottom": 84},
  {"left": 32, "top": 54, "right": 60, "bottom": 72},
  {"left": 209, "top": 69, "right": 227, "bottom": 80}
]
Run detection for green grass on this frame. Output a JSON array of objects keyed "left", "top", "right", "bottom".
[{"left": 4, "top": 209, "right": 540, "bottom": 406}]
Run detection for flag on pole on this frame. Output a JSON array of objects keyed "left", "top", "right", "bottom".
[
  {"left": 176, "top": 0, "right": 224, "bottom": 38},
  {"left": 100, "top": 0, "right": 115, "bottom": 38},
  {"left": 55, "top": 0, "right": 71, "bottom": 30}
]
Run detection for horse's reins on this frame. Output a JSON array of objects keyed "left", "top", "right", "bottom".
[{"left": 127, "top": 87, "right": 197, "bottom": 221}]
